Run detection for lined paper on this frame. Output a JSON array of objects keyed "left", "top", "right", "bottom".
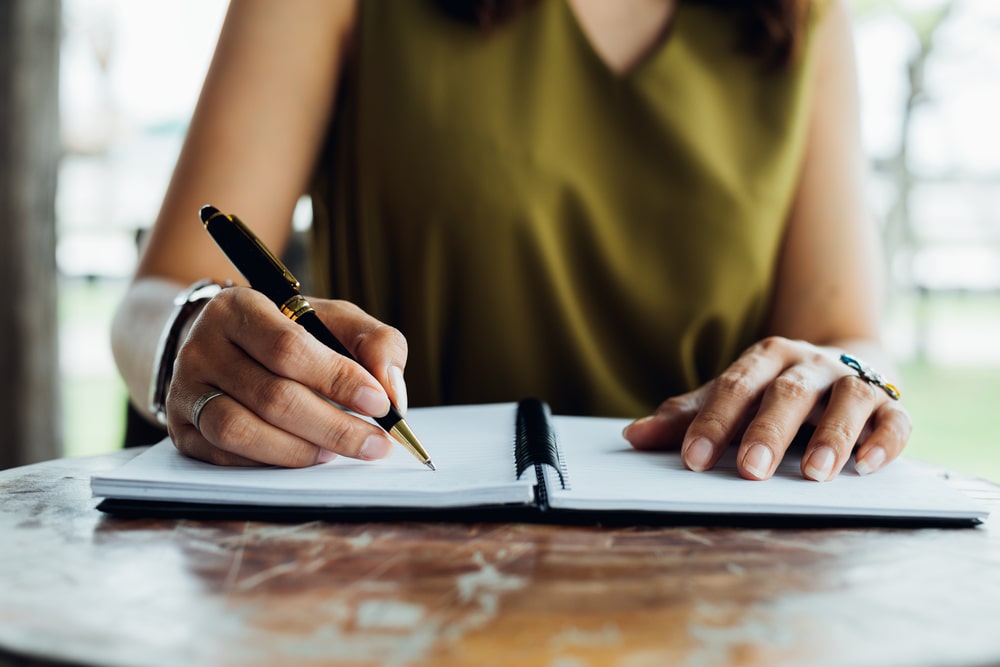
[
  {"left": 547, "top": 415, "right": 987, "bottom": 520},
  {"left": 92, "top": 403, "right": 535, "bottom": 508},
  {"left": 92, "top": 403, "right": 987, "bottom": 522}
]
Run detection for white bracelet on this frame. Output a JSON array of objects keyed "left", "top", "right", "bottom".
[{"left": 147, "top": 279, "right": 225, "bottom": 425}]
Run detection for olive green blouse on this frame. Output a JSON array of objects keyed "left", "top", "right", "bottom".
[{"left": 310, "top": 0, "right": 818, "bottom": 417}]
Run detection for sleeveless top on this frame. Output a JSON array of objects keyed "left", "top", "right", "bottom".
[{"left": 309, "top": 0, "right": 818, "bottom": 417}]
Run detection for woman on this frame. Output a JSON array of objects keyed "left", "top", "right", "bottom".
[{"left": 112, "top": 0, "right": 911, "bottom": 481}]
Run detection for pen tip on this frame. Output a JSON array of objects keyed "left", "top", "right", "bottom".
[
  {"left": 199, "top": 204, "right": 220, "bottom": 224},
  {"left": 425, "top": 460, "right": 437, "bottom": 471}
]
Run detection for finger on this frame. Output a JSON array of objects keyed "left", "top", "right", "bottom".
[
  {"left": 166, "top": 389, "right": 271, "bottom": 466},
  {"left": 736, "top": 365, "right": 826, "bottom": 481},
  {"left": 680, "top": 338, "right": 791, "bottom": 471},
  {"left": 200, "top": 398, "right": 393, "bottom": 467},
  {"left": 314, "top": 299, "right": 410, "bottom": 414},
  {"left": 167, "top": 381, "right": 319, "bottom": 466},
  {"left": 204, "top": 288, "right": 392, "bottom": 418},
  {"left": 800, "top": 374, "right": 878, "bottom": 481},
  {"left": 174, "top": 327, "right": 397, "bottom": 464},
  {"left": 170, "top": 415, "right": 262, "bottom": 467},
  {"left": 624, "top": 386, "right": 709, "bottom": 451},
  {"left": 854, "top": 401, "right": 912, "bottom": 476},
  {"left": 170, "top": 383, "right": 394, "bottom": 468},
  {"left": 213, "top": 346, "right": 397, "bottom": 462}
]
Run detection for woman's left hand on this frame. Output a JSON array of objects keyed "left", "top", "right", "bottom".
[{"left": 623, "top": 336, "right": 912, "bottom": 481}]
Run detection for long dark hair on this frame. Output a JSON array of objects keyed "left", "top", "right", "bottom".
[{"left": 438, "top": 0, "right": 812, "bottom": 69}]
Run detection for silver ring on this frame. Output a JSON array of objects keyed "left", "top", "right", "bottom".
[{"left": 191, "top": 389, "right": 226, "bottom": 431}]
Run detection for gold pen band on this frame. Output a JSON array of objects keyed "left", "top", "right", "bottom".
[
  {"left": 389, "top": 420, "right": 434, "bottom": 467},
  {"left": 280, "top": 294, "right": 313, "bottom": 322}
]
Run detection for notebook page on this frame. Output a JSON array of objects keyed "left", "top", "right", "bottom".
[
  {"left": 547, "top": 415, "right": 988, "bottom": 521},
  {"left": 92, "top": 403, "right": 535, "bottom": 508}
]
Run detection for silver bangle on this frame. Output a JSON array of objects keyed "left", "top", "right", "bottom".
[{"left": 148, "top": 279, "right": 225, "bottom": 425}]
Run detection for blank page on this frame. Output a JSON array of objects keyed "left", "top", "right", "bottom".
[
  {"left": 547, "top": 415, "right": 988, "bottom": 521},
  {"left": 92, "top": 403, "right": 535, "bottom": 508}
]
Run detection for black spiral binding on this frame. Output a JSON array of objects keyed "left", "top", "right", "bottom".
[{"left": 514, "top": 398, "right": 568, "bottom": 505}]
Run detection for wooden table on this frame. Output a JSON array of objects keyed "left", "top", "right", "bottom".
[{"left": 2, "top": 450, "right": 1000, "bottom": 667}]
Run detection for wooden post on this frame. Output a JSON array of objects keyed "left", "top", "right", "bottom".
[{"left": 0, "top": 0, "right": 62, "bottom": 468}]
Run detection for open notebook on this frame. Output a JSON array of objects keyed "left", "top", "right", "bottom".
[{"left": 92, "top": 400, "right": 988, "bottom": 526}]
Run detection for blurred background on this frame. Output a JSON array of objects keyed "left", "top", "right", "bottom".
[{"left": 34, "top": 0, "right": 1000, "bottom": 479}]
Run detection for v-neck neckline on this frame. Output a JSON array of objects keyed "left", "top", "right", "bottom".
[{"left": 560, "top": 0, "right": 684, "bottom": 81}]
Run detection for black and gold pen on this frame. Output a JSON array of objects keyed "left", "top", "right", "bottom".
[{"left": 199, "top": 204, "right": 435, "bottom": 471}]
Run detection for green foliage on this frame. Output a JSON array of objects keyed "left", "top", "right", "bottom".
[{"left": 899, "top": 359, "right": 1000, "bottom": 482}]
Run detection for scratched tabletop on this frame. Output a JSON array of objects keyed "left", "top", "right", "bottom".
[{"left": 2, "top": 450, "right": 1000, "bottom": 667}]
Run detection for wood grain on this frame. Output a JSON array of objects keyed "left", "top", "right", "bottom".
[{"left": 2, "top": 450, "right": 999, "bottom": 667}]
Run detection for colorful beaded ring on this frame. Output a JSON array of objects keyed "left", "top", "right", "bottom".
[{"left": 839, "top": 353, "right": 901, "bottom": 401}]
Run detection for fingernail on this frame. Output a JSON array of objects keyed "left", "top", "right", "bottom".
[
  {"left": 315, "top": 449, "right": 337, "bottom": 464},
  {"left": 743, "top": 444, "right": 774, "bottom": 479},
  {"left": 354, "top": 386, "right": 390, "bottom": 418},
  {"left": 388, "top": 365, "right": 408, "bottom": 416},
  {"left": 359, "top": 434, "right": 392, "bottom": 460},
  {"left": 805, "top": 446, "right": 836, "bottom": 482},
  {"left": 684, "top": 437, "right": 714, "bottom": 472},
  {"left": 855, "top": 446, "right": 886, "bottom": 476}
]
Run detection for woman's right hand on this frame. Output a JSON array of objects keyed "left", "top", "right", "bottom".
[{"left": 165, "top": 286, "right": 408, "bottom": 467}]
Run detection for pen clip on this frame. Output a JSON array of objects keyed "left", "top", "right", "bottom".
[{"left": 204, "top": 209, "right": 300, "bottom": 292}]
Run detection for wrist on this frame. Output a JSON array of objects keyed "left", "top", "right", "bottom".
[{"left": 147, "top": 279, "right": 226, "bottom": 425}]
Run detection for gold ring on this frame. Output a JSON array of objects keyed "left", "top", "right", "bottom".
[{"left": 191, "top": 389, "right": 226, "bottom": 431}]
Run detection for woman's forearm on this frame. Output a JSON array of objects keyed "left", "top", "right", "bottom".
[{"left": 111, "top": 277, "right": 188, "bottom": 421}]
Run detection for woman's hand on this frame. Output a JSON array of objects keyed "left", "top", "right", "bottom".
[
  {"left": 623, "top": 336, "right": 912, "bottom": 481},
  {"left": 165, "top": 287, "right": 408, "bottom": 467}
]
